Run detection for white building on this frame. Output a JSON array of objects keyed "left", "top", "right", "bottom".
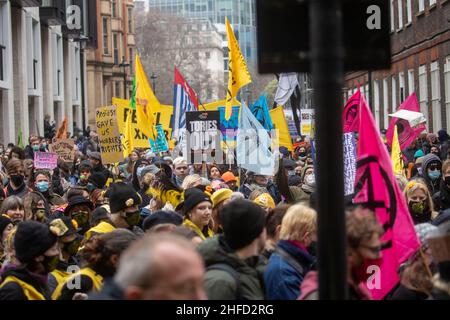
[{"left": 0, "top": 0, "right": 96, "bottom": 144}]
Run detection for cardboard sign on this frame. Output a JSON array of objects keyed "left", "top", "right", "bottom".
[
  {"left": 49, "top": 139, "right": 75, "bottom": 163},
  {"left": 300, "top": 109, "right": 315, "bottom": 136},
  {"left": 34, "top": 152, "right": 58, "bottom": 170},
  {"left": 96, "top": 106, "right": 124, "bottom": 164},
  {"left": 185, "top": 111, "right": 221, "bottom": 164}
]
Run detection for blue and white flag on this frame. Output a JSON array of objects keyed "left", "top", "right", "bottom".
[
  {"left": 237, "top": 102, "right": 276, "bottom": 176},
  {"left": 250, "top": 95, "right": 274, "bottom": 131}
]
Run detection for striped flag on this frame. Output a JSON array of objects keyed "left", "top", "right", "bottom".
[{"left": 172, "top": 67, "right": 199, "bottom": 141}]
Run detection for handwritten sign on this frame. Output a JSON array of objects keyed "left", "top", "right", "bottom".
[
  {"left": 150, "top": 124, "right": 169, "bottom": 154},
  {"left": 96, "top": 106, "right": 124, "bottom": 164},
  {"left": 49, "top": 139, "right": 75, "bottom": 163},
  {"left": 34, "top": 152, "right": 58, "bottom": 170},
  {"left": 343, "top": 132, "right": 357, "bottom": 196}
]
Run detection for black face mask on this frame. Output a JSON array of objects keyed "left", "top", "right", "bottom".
[
  {"left": 125, "top": 211, "right": 140, "bottom": 227},
  {"left": 63, "top": 238, "right": 82, "bottom": 256},
  {"left": 42, "top": 254, "right": 60, "bottom": 273},
  {"left": 445, "top": 176, "right": 450, "bottom": 187},
  {"left": 10, "top": 174, "right": 24, "bottom": 187},
  {"left": 408, "top": 201, "right": 432, "bottom": 224}
]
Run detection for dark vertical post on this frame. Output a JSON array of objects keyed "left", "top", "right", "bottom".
[
  {"left": 310, "top": 0, "right": 347, "bottom": 299},
  {"left": 80, "top": 48, "right": 86, "bottom": 132},
  {"left": 368, "top": 71, "right": 373, "bottom": 111}
]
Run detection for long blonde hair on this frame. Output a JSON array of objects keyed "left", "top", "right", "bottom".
[{"left": 404, "top": 180, "right": 434, "bottom": 212}]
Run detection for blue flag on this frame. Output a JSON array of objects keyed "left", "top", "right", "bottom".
[
  {"left": 250, "top": 96, "right": 274, "bottom": 131},
  {"left": 237, "top": 102, "right": 276, "bottom": 176}
]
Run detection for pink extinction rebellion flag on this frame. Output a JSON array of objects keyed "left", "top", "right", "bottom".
[
  {"left": 353, "top": 96, "right": 420, "bottom": 300},
  {"left": 343, "top": 89, "right": 361, "bottom": 133},
  {"left": 386, "top": 93, "right": 426, "bottom": 151}
]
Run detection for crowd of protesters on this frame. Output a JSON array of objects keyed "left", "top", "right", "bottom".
[{"left": 0, "top": 125, "right": 449, "bottom": 301}]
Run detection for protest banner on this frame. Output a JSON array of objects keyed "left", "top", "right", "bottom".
[
  {"left": 300, "top": 109, "right": 315, "bottom": 136},
  {"left": 150, "top": 124, "right": 169, "bottom": 153},
  {"left": 96, "top": 106, "right": 124, "bottom": 164},
  {"left": 185, "top": 111, "right": 221, "bottom": 164},
  {"left": 343, "top": 133, "right": 356, "bottom": 196},
  {"left": 49, "top": 139, "right": 75, "bottom": 163},
  {"left": 34, "top": 152, "right": 58, "bottom": 170}
]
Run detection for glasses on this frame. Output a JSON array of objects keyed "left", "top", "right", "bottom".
[{"left": 429, "top": 163, "right": 441, "bottom": 171}]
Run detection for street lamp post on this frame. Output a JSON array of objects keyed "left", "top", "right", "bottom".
[
  {"left": 119, "top": 57, "right": 130, "bottom": 99},
  {"left": 151, "top": 72, "right": 158, "bottom": 94}
]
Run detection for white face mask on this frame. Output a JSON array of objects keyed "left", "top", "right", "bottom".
[{"left": 305, "top": 173, "right": 316, "bottom": 188}]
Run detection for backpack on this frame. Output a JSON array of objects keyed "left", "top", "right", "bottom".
[{"left": 206, "top": 263, "right": 243, "bottom": 300}]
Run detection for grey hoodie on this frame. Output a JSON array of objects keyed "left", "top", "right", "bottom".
[{"left": 421, "top": 153, "right": 442, "bottom": 195}]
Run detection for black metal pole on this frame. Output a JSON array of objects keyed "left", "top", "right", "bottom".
[
  {"left": 310, "top": 0, "right": 347, "bottom": 299},
  {"left": 124, "top": 68, "right": 127, "bottom": 99},
  {"left": 80, "top": 48, "right": 86, "bottom": 132},
  {"left": 368, "top": 71, "right": 373, "bottom": 111}
]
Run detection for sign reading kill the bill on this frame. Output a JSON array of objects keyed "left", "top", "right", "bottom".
[
  {"left": 185, "top": 111, "right": 222, "bottom": 164},
  {"left": 96, "top": 106, "right": 124, "bottom": 164},
  {"left": 49, "top": 139, "right": 75, "bottom": 163}
]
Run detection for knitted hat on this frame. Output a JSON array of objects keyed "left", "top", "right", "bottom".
[
  {"left": 142, "top": 210, "right": 183, "bottom": 231},
  {"left": 414, "top": 149, "right": 424, "bottom": 159},
  {"left": 221, "top": 171, "right": 237, "bottom": 183},
  {"left": 211, "top": 189, "right": 233, "bottom": 208},
  {"left": 0, "top": 216, "right": 12, "bottom": 236},
  {"left": 79, "top": 160, "right": 93, "bottom": 171},
  {"left": 87, "top": 151, "right": 102, "bottom": 161},
  {"left": 220, "top": 199, "right": 266, "bottom": 250},
  {"left": 14, "top": 221, "right": 58, "bottom": 264},
  {"left": 88, "top": 172, "right": 108, "bottom": 189},
  {"left": 108, "top": 183, "right": 142, "bottom": 213},
  {"left": 300, "top": 164, "right": 314, "bottom": 183},
  {"left": 182, "top": 188, "right": 212, "bottom": 216},
  {"left": 253, "top": 193, "right": 276, "bottom": 209}
]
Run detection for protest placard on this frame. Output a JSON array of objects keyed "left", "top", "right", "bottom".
[
  {"left": 150, "top": 124, "right": 169, "bottom": 153},
  {"left": 34, "top": 152, "right": 58, "bottom": 170},
  {"left": 96, "top": 106, "right": 124, "bottom": 164},
  {"left": 49, "top": 139, "right": 75, "bottom": 163}
]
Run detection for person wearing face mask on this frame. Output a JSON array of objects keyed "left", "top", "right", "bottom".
[
  {"left": 181, "top": 188, "right": 214, "bottom": 240},
  {"left": 390, "top": 223, "right": 438, "bottom": 300},
  {"left": 264, "top": 204, "right": 317, "bottom": 300},
  {"left": 76, "top": 160, "right": 93, "bottom": 187},
  {"left": 47, "top": 217, "right": 82, "bottom": 296},
  {"left": 404, "top": 180, "right": 438, "bottom": 225},
  {"left": 421, "top": 153, "right": 442, "bottom": 196},
  {"left": 432, "top": 159, "right": 450, "bottom": 212},
  {"left": 32, "top": 171, "right": 65, "bottom": 210},
  {"left": 296, "top": 146, "right": 308, "bottom": 163},
  {"left": 3, "top": 159, "right": 31, "bottom": 199},
  {"left": 299, "top": 206, "right": 384, "bottom": 300},
  {"left": 63, "top": 196, "right": 94, "bottom": 235},
  {"left": 130, "top": 158, "right": 152, "bottom": 192},
  {"left": 86, "top": 172, "right": 107, "bottom": 194},
  {"left": 52, "top": 229, "right": 138, "bottom": 300},
  {"left": 430, "top": 145, "right": 441, "bottom": 159},
  {"left": 0, "top": 221, "right": 60, "bottom": 300},
  {"left": 87, "top": 151, "right": 113, "bottom": 186},
  {"left": 24, "top": 136, "right": 41, "bottom": 160},
  {"left": 23, "top": 192, "right": 50, "bottom": 223},
  {"left": 107, "top": 183, "right": 144, "bottom": 235}
]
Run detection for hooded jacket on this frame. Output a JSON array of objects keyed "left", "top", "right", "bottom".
[
  {"left": 264, "top": 240, "right": 316, "bottom": 300},
  {"left": 197, "top": 235, "right": 267, "bottom": 300},
  {"left": 0, "top": 265, "right": 50, "bottom": 300},
  {"left": 421, "top": 154, "right": 442, "bottom": 196}
]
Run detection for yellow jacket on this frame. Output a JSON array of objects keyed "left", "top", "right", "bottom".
[
  {"left": 51, "top": 267, "right": 103, "bottom": 300},
  {"left": 183, "top": 219, "right": 214, "bottom": 240},
  {"left": 0, "top": 276, "right": 45, "bottom": 300}
]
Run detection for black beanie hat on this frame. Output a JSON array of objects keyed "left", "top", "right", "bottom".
[
  {"left": 64, "top": 196, "right": 94, "bottom": 216},
  {"left": 14, "top": 221, "right": 58, "bottom": 264},
  {"left": 182, "top": 188, "right": 212, "bottom": 216},
  {"left": 142, "top": 210, "right": 183, "bottom": 231},
  {"left": 88, "top": 172, "right": 108, "bottom": 189},
  {"left": 220, "top": 199, "right": 266, "bottom": 250},
  {"left": 0, "top": 215, "right": 12, "bottom": 235},
  {"left": 108, "top": 183, "right": 142, "bottom": 213}
]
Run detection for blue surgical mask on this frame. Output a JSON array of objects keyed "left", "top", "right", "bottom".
[
  {"left": 429, "top": 170, "right": 441, "bottom": 181},
  {"left": 36, "top": 181, "right": 49, "bottom": 193},
  {"left": 32, "top": 145, "right": 40, "bottom": 151}
]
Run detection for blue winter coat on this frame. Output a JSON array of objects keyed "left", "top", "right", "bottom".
[{"left": 264, "top": 240, "right": 315, "bottom": 300}]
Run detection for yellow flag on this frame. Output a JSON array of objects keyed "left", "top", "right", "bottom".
[
  {"left": 270, "top": 106, "right": 293, "bottom": 152},
  {"left": 204, "top": 99, "right": 242, "bottom": 111},
  {"left": 135, "top": 54, "right": 158, "bottom": 140},
  {"left": 225, "top": 18, "right": 252, "bottom": 121},
  {"left": 122, "top": 107, "right": 134, "bottom": 157},
  {"left": 391, "top": 125, "right": 405, "bottom": 176}
]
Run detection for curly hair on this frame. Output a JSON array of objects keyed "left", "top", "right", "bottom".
[{"left": 346, "top": 206, "right": 384, "bottom": 249}]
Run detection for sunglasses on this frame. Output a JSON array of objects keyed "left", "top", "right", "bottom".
[{"left": 429, "top": 163, "right": 441, "bottom": 171}]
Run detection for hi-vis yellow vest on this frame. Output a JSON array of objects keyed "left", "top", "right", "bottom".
[
  {"left": 50, "top": 268, "right": 71, "bottom": 291},
  {"left": 51, "top": 267, "right": 103, "bottom": 300},
  {"left": 0, "top": 276, "right": 46, "bottom": 300}
]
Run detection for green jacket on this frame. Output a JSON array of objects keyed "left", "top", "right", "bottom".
[{"left": 197, "top": 235, "right": 267, "bottom": 300}]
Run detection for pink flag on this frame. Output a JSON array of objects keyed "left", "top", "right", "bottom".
[
  {"left": 386, "top": 93, "right": 426, "bottom": 151},
  {"left": 343, "top": 89, "right": 361, "bottom": 133},
  {"left": 353, "top": 96, "right": 420, "bottom": 300}
]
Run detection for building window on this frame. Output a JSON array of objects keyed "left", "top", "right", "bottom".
[
  {"left": 444, "top": 57, "right": 450, "bottom": 131},
  {"left": 399, "top": 71, "right": 405, "bottom": 102},
  {"left": 431, "top": 61, "right": 441, "bottom": 131},
  {"left": 383, "top": 78, "right": 389, "bottom": 129},
  {"left": 406, "top": 0, "right": 412, "bottom": 24},
  {"left": 408, "top": 69, "right": 415, "bottom": 95},
  {"left": 392, "top": 76, "right": 397, "bottom": 113},
  {"left": 26, "top": 16, "right": 40, "bottom": 91},
  {"left": 128, "top": 7, "right": 133, "bottom": 32},
  {"left": 390, "top": 0, "right": 395, "bottom": 32},
  {"left": 374, "top": 80, "right": 381, "bottom": 128},
  {"left": 73, "top": 45, "right": 81, "bottom": 102},
  {"left": 113, "top": 33, "right": 119, "bottom": 65},
  {"left": 398, "top": 0, "right": 403, "bottom": 29},
  {"left": 112, "top": 1, "right": 117, "bottom": 18},
  {"left": 53, "top": 33, "right": 63, "bottom": 98},
  {"left": 115, "top": 81, "right": 121, "bottom": 98},
  {"left": 419, "top": 65, "right": 429, "bottom": 123},
  {"left": 103, "top": 17, "right": 109, "bottom": 55},
  {"left": 418, "top": 0, "right": 425, "bottom": 13},
  {"left": 129, "top": 47, "right": 133, "bottom": 71},
  {"left": 0, "top": 1, "right": 7, "bottom": 83}
]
